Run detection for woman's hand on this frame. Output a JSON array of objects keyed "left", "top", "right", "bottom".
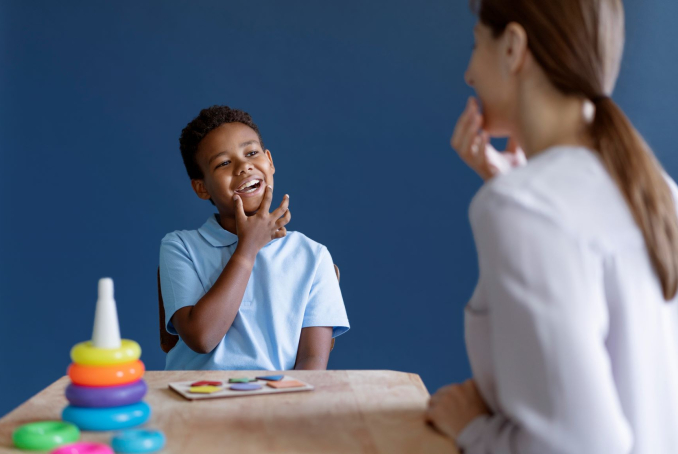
[
  {"left": 451, "top": 97, "right": 526, "bottom": 181},
  {"left": 425, "top": 379, "right": 490, "bottom": 441},
  {"left": 233, "top": 186, "right": 291, "bottom": 260}
]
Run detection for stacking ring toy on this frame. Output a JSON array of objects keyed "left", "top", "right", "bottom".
[
  {"left": 68, "top": 360, "right": 145, "bottom": 387},
  {"left": 111, "top": 429, "right": 166, "bottom": 453},
  {"left": 62, "top": 402, "right": 151, "bottom": 431},
  {"left": 12, "top": 421, "right": 80, "bottom": 450},
  {"left": 51, "top": 441, "right": 114, "bottom": 454},
  {"left": 71, "top": 340, "right": 141, "bottom": 366},
  {"left": 65, "top": 380, "right": 147, "bottom": 407}
]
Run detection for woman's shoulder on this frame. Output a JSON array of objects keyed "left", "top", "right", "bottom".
[{"left": 470, "top": 146, "right": 641, "bottom": 247}]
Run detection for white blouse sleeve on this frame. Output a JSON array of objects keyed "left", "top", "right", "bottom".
[{"left": 457, "top": 188, "right": 633, "bottom": 454}]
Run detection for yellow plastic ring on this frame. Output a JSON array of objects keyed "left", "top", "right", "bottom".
[{"left": 70, "top": 339, "right": 141, "bottom": 366}]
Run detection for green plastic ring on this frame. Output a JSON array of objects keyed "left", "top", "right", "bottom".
[{"left": 12, "top": 421, "right": 80, "bottom": 450}]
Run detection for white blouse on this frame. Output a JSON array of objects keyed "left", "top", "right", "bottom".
[{"left": 457, "top": 146, "right": 678, "bottom": 454}]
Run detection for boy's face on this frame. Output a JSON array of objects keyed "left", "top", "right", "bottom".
[{"left": 191, "top": 122, "right": 275, "bottom": 217}]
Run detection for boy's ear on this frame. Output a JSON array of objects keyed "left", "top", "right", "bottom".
[
  {"left": 265, "top": 149, "right": 275, "bottom": 174},
  {"left": 191, "top": 179, "right": 212, "bottom": 200}
]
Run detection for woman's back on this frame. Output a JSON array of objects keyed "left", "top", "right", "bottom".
[{"left": 464, "top": 145, "right": 678, "bottom": 453}]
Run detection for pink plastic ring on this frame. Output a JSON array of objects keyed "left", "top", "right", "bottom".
[{"left": 51, "top": 441, "right": 114, "bottom": 454}]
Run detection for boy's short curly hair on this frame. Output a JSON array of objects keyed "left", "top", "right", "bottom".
[{"left": 179, "top": 105, "right": 264, "bottom": 180}]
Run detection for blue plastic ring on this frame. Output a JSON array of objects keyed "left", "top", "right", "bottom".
[
  {"left": 62, "top": 402, "right": 151, "bottom": 431},
  {"left": 65, "top": 380, "right": 147, "bottom": 408},
  {"left": 111, "top": 429, "right": 166, "bottom": 453}
]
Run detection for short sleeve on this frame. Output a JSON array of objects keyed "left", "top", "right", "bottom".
[
  {"left": 159, "top": 238, "right": 206, "bottom": 335},
  {"left": 302, "top": 246, "right": 350, "bottom": 337}
]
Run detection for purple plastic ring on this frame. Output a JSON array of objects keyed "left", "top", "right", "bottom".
[{"left": 65, "top": 380, "right": 147, "bottom": 408}]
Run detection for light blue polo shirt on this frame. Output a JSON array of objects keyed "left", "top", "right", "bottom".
[{"left": 159, "top": 214, "right": 350, "bottom": 371}]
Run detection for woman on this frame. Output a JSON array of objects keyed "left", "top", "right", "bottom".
[{"left": 425, "top": 0, "right": 678, "bottom": 453}]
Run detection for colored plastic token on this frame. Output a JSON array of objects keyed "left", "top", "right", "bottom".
[
  {"left": 71, "top": 339, "right": 141, "bottom": 366},
  {"left": 255, "top": 375, "right": 284, "bottom": 381},
  {"left": 62, "top": 402, "right": 151, "bottom": 431},
  {"left": 68, "top": 360, "right": 145, "bottom": 387},
  {"left": 111, "top": 429, "right": 166, "bottom": 453},
  {"left": 228, "top": 377, "right": 256, "bottom": 383},
  {"left": 51, "top": 441, "right": 114, "bottom": 454},
  {"left": 190, "top": 380, "right": 221, "bottom": 387},
  {"left": 66, "top": 380, "right": 147, "bottom": 408},
  {"left": 267, "top": 380, "right": 306, "bottom": 389},
  {"left": 12, "top": 421, "right": 80, "bottom": 451},
  {"left": 188, "top": 385, "right": 222, "bottom": 394},
  {"left": 230, "top": 383, "right": 262, "bottom": 391}
]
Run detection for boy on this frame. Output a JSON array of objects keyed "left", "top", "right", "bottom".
[{"left": 159, "top": 105, "right": 349, "bottom": 370}]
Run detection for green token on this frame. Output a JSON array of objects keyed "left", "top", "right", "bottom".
[
  {"left": 228, "top": 377, "right": 255, "bottom": 383},
  {"left": 12, "top": 421, "right": 80, "bottom": 450}
]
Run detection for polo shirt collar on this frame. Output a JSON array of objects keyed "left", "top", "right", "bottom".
[{"left": 199, "top": 214, "right": 238, "bottom": 247}]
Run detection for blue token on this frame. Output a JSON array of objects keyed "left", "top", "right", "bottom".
[
  {"left": 255, "top": 375, "right": 284, "bottom": 381},
  {"left": 111, "top": 429, "right": 165, "bottom": 453},
  {"left": 230, "top": 383, "right": 262, "bottom": 391},
  {"left": 62, "top": 402, "right": 151, "bottom": 431}
]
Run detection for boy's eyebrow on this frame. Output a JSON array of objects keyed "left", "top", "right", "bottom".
[
  {"left": 208, "top": 151, "right": 229, "bottom": 165},
  {"left": 238, "top": 140, "right": 259, "bottom": 148}
]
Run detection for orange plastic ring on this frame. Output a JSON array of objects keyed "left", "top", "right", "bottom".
[{"left": 67, "top": 360, "right": 145, "bottom": 387}]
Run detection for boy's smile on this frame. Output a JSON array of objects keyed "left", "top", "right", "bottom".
[{"left": 191, "top": 122, "right": 275, "bottom": 229}]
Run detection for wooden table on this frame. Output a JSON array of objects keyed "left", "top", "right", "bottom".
[{"left": 0, "top": 370, "right": 457, "bottom": 453}]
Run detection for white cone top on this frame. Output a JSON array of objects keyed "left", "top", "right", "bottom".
[{"left": 91, "top": 277, "right": 122, "bottom": 349}]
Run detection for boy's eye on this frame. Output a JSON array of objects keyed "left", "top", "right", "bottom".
[
  {"left": 246, "top": 150, "right": 259, "bottom": 157},
  {"left": 215, "top": 161, "right": 230, "bottom": 169}
]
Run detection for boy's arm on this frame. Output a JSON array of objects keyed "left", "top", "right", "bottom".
[
  {"left": 170, "top": 251, "right": 255, "bottom": 354},
  {"left": 172, "top": 187, "right": 290, "bottom": 354},
  {"left": 293, "top": 326, "right": 333, "bottom": 370}
]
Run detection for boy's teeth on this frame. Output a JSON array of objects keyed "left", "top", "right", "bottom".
[{"left": 238, "top": 179, "right": 260, "bottom": 191}]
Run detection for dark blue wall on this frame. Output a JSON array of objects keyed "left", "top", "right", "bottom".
[{"left": 1, "top": 1, "right": 676, "bottom": 416}]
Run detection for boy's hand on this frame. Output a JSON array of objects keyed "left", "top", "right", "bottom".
[
  {"left": 450, "top": 97, "right": 526, "bottom": 181},
  {"left": 233, "top": 185, "right": 290, "bottom": 260}
]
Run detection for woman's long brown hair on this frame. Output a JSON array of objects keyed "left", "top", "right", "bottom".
[{"left": 471, "top": 0, "right": 678, "bottom": 300}]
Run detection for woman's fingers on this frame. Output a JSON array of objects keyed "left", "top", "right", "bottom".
[
  {"left": 270, "top": 194, "right": 290, "bottom": 219},
  {"left": 451, "top": 97, "right": 475, "bottom": 150},
  {"left": 459, "top": 114, "right": 482, "bottom": 164},
  {"left": 476, "top": 131, "right": 495, "bottom": 178}
]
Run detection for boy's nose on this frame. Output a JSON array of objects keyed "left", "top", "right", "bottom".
[{"left": 235, "top": 161, "right": 253, "bottom": 175}]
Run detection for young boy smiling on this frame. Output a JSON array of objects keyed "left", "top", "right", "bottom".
[{"left": 159, "top": 105, "right": 349, "bottom": 371}]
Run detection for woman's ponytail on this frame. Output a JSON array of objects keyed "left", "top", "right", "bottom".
[{"left": 592, "top": 97, "right": 678, "bottom": 300}]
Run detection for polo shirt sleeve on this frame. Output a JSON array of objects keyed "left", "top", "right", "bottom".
[
  {"left": 159, "top": 238, "right": 206, "bottom": 335},
  {"left": 302, "top": 246, "right": 350, "bottom": 337}
]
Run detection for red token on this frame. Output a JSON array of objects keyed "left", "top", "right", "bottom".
[{"left": 190, "top": 380, "right": 222, "bottom": 387}]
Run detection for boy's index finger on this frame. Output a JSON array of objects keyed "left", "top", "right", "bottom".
[
  {"left": 233, "top": 195, "right": 247, "bottom": 222},
  {"left": 270, "top": 194, "right": 289, "bottom": 219},
  {"left": 260, "top": 185, "right": 274, "bottom": 214}
]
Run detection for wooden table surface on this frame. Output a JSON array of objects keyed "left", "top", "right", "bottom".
[{"left": 0, "top": 370, "right": 457, "bottom": 453}]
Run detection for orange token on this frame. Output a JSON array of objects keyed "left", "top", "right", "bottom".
[
  {"left": 266, "top": 380, "right": 306, "bottom": 389},
  {"left": 67, "top": 360, "right": 145, "bottom": 387}
]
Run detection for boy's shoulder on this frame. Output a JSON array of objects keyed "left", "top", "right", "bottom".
[
  {"left": 160, "top": 227, "right": 204, "bottom": 247},
  {"left": 268, "top": 231, "right": 328, "bottom": 257},
  {"left": 160, "top": 223, "right": 330, "bottom": 258}
]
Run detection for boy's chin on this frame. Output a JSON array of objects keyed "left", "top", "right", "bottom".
[{"left": 241, "top": 198, "right": 265, "bottom": 215}]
